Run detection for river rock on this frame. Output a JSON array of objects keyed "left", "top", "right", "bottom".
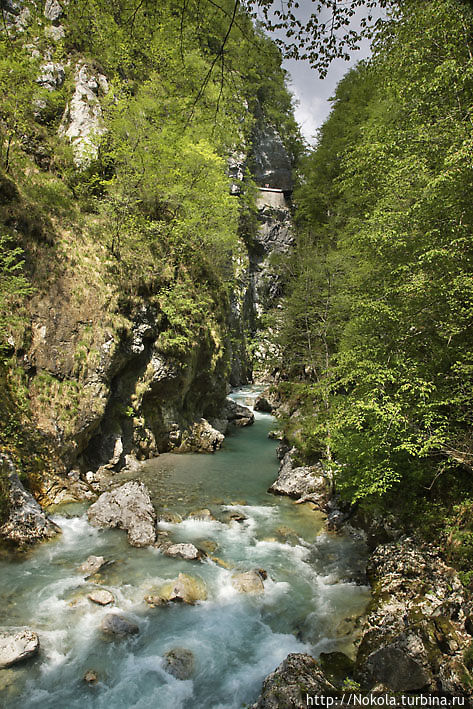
[
  {"left": 354, "top": 538, "right": 473, "bottom": 696},
  {"left": 100, "top": 613, "right": 139, "bottom": 637},
  {"left": 200, "top": 540, "right": 218, "bottom": 554},
  {"left": 163, "top": 648, "right": 195, "bottom": 680},
  {"left": 0, "top": 628, "right": 40, "bottom": 669},
  {"left": 178, "top": 419, "right": 224, "bottom": 453},
  {"left": 365, "top": 644, "right": 429, "bottom": 691},
  {"left": 254, "top": 391, "right": 275, "bottom": 413},
  {"left": 319, "top": 652, "right": 354, "bottom": 688},
  {"left": 251, "top": 653, "right": 335, "bottom": 708},
  {"left": 159, "top": 573, "right": 207, "bottom": 604},
  {"left": 275, "top": 525, "right": 300, "bottom": 545},
  {"left": 233, "top": 416, "right": 254, "bottom": 427},
  {"left": 231, "top": 570, "right": 265, "bottom": 594},
  {"left": 268, "top": 430, "right": 283, "bottom": 440},
  {"left": 268, "top": 449, "right": 331, "bottom": 509},
  {"left": 210, "top": 555, "right": 234, "bottom": 570},
  {"left": 228, "top": 511, "right": 247, "bottom": 523},
  {"left": 144, "top": 594, "right": 168, "bottom": 608},
  {"left": 83, "top": 669, "right": 99, "bottom": 684},
  {"left": 164, "top": 543, "right": 203, "bottom": 560},
  {"left": 87, "top": 481, "right": 156, "bottom": 547},
  {"left": 187, "top": 508, "right": 215, "bottom": 521},
  {"left": 0, "top": 459, "right": 61, "bottom": 545},
  {"left": 87, "top": 589, "right": 114, "bottom": 606},
  {"left": 208, "top": 417, "right": 229, "bottom": 435},
  {"left": 222, "top": 398, "right": 255, "bottom": 427},
  {"left": 159, "top": 511, "right": 182, "bottom": 524},
  {"left": 79, "top": 555, "right": 110, "bottom": 578}
]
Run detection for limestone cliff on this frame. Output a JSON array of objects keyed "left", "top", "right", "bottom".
[{"left": 228, "top": 119, "right": 295, "bottom": 385}]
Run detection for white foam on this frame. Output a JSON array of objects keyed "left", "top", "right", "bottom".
[{"left": 49, "top": 514, "right": 99, "bottom": 549}]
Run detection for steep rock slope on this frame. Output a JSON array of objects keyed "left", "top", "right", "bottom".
[{"left": 0, "top": 0, "right": 300, "bottom": 513}]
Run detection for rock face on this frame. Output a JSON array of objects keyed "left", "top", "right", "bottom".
[
  {"left": 251, "top": 122, "right": 293, "bottom": 192},
  {"left": 268, "top": 449, "right": 331, "bottom": 509},
  {"left": 163, "top": 648, "right": 195, "bottom": 680},
  {"left": 0, "top": 459, "right": 61, "bottom": 545},
  {"left": 87, "top": 482, "right": 156, "bottom": 547},
  {"left": 44, "top": 0, "right": 63, "bottom": 22},
  {"left": 59, "top": 61, "right": 108, "bottom": 165},
  {"left": 227, "top": 116, "right": 295, "bottom": 386},
  {"left": 100, "top": 614, "right": 139, "bottom": 637},
  {"left": 0, "top": 628, "right": 40, "bottom": 669},
  {"left": 248, "top": 194, "right": 294, "bottom": 332},
  {"left": 36, "top": 61, "right": 65, "bottom": 91},
  {"left": 251, "top": 653, "right": 334, "bottom": 709},
  {"left": 354, "top": 539, "right": 473, "bottom": 696}
]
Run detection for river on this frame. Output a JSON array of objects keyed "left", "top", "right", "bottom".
[{"left": 0, "top": 387, "right": 369, "bottom": 708}]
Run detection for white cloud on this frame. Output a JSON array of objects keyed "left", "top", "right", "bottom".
[{"left": 279, "top": 2, "right": 387, "bottom": 143}]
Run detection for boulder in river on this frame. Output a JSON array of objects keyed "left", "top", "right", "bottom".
[
  {"left": 178, "top": 419, "right": 224, "bottom": 453},
  {"left": 228, "top": 511, "right": 248, "bottom": 523},
  {"left": 187, "top": 508, "right": 216, "bottom": 521},
  {"left": 83, "top": 669, "right": 99, "bottom": 684},
  {"left": 0, "top": 456, "right": 61, "bottom": 545},
  {"left": 222, "top": 398, "right": 255, "bottom": 427},
  {"left": 164, "top": 543, "right": 203, "bottom": 561},
  {"left": 210, "top": 555, "right": 234, "bottom": 570},
  {"left": 251, "top": 653, "right": 335, "bottom": 708},
  {"left": 268, "top": 449, "right": 331, "bottom": 509},
  {"left": 100, "top": 613, "right": 139, "bottom": 637},
  {"left": 87, "top": 589, "right": 114, "bottom": 606},
  {"left": 254, "top": 391, "right": 276, "bottom": 413},
  {"left": 199, "top": 539, "right": 218, "bottom": 554},
  {"left": 0, "top": 628, "right": 40, "bottom": 669},
  {"left": 87, "top": 481, "right": 156, "bottom": 547},
  {"left": 159, "top": 573, "right": 207, "bottom": 604},
  {"left": 158, "top": 511, "right": 183, "bottom": 524},
  {"left": 163, "top": 648, "right": 195, "bottom": 680},
  {"left": 78, "top": 555, "right": 110, "bottom": 578},
  {"left": 144, "top": 594, "right": 168, "bottom": 608},
  {"left": 231, "top": 570, "right": 265, "bottom": 594}
]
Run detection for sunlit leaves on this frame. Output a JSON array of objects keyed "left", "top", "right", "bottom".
[{"left": 280, "top": 0, "right": 473, "bottom": 503}]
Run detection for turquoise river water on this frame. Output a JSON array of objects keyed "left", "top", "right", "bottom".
[{"left": 0, "top": 387, "right": 369, "bottom": 708}]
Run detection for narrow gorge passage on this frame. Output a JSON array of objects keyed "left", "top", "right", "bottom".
[{"left": 0, "top": 389, "right": 369, "bottom": 708}]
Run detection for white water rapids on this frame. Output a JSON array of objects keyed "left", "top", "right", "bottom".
[{"left": 0, "top": 387, "right": 369, "bottom": 708}]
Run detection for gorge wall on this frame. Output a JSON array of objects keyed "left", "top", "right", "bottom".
[{"left": 0, "top": 0, "right": 298, "bottom": 508}]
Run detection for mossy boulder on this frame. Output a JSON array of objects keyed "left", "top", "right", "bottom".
[{"left": 319, "top": 652, "right": 354, "bottom": 687}]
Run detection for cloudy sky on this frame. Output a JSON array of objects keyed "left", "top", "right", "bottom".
[{"left": 264, "top": 3, "right": 387, "bottom": 144}]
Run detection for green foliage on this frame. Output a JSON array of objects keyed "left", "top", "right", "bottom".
[
  {"left": 278, "top": 0, "right": 473, "bottom": 513},
  {"left": 0, "top": 231, "right": 34, "bottom": 349},
  {"left": 0, "top": 39, "right": 39, "bottom": 171}
]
